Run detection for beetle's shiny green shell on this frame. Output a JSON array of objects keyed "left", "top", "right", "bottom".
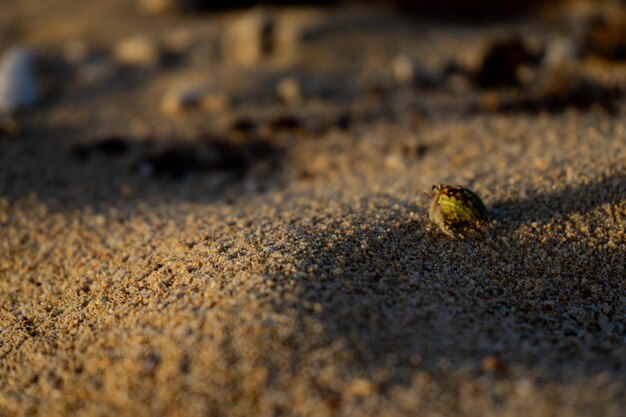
[{"left": 428, "top": 183, "right": 488, "bottom": 238}]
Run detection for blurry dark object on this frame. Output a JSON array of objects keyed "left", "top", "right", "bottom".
[
  {"left": 584, "top": 18, "right": 626, "bottom": 61},
  {"left": 134, "top": 137, "right": 279, "bottom": 180},
  {"left": 139, "top": 0, "right": 254, "bottom": 14},
  {"left": 394, "top": 0, "right": 553, "bottom": 18},
  {"left": 479, "top": 71, "right": 622, "bottom": 114},
  {"left": 72, "top": 132, "right": 281, "bottom": 181},
  {"left": 267, "top": 114, "right": 302, "bottom": 132},
  {"left": 0, "top": 117, "right": 21, "bottom": 138},
  {"left": 230, "top": 117, "right": 258, "bottom": 135},
  {"left": 138, "top": 0, "right": 337, "bottom": 14},
  {"left": 138, "top": 0, "right": 551, "bottom": 17},
  {"left": 525, "top": 75, "right": 620, "bottom": 113},
  {"left": 135, "top": 146, "right": 217, "bottom": 180},
  {"left": 72, "top": 136, "right": 133, "bottom": 160},
  {"left": 474, "top": 38, "right": 543, "bottom": 88},
  {"left": 334, "top": 112, "right": 351, "bottom": 130}
]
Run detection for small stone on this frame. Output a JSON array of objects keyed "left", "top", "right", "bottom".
[
  {"left": 482, "top": 354, "right": 505, "bottom": 373},
  {"left": 349, "top": 378, "right": 377, "bottom": 397},
  {"left": 391, "top": 54, "right": 417, "bottom": 84},
  {"left": 161, "top": 84, "right": 228, "bottom": 116},
  {"left": 114, "top": 36, "right": 162, "bottom": 67},
  {"left": 384, "top": 154, "right": 406, "bottom": 171},
  {"left": 160, "top": 89, "right": 198, "bottom": 115},
  {"left": 276, "top": 77, "right": 302, "bottom": 104},
  {"left": 543, "top": 36, "right": 577, "bottom": 67},
  {"left": 222, "top": 10, "right": 275, "bottom": 66},
  {"left": 392, "top": 54, "right": 440, "bottom": 87},
  {"left": 474, "top": 37, "right": 543, "bottom": 88},
  {"left": 0, "top": 46, "right": 38, "bottom": 114}
]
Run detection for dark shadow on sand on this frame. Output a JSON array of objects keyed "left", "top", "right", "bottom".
[
  {"left": 281, "top": 184, "right": 625, "bottom": 389},
  {"left": 0, "top": 119, "right": 287, "bottom": 212}
]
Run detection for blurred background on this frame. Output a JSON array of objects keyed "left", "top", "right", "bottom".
[{"left": 2, "top": 0, "right": 626, "bottom": 205}]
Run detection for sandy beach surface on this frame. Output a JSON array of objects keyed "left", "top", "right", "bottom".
[{"left": 1, "top": 1, "right": 625, "bottom": 416}]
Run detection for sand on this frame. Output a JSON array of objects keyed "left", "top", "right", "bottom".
[{"left": 0, "top": 1, "right": 625, "bottom": 416}]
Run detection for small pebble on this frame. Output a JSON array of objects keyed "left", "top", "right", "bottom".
[
  {"left": 482, "top": 355, "right": 505, "bottom": 373},
  {"left": 276, "top": 77, "right": 302, "bottom": 104},
  {"left": 391, "top": 54, "right": 440, "bottom": 87},
  {"left": 392, "top": 54, "right": 418, "bottom": 85},
  {"left": 114, "top": 36, "right": 162, "bottom": 67},
  {"left": 160, "top": 85, "right": 228, "bottom": 116},
  {"left": 543, "top": 36, "right": 578, "bottom": 67},
  {"left": 0, "top": 46, "right": 38, "bottom": 114},
  {"left": 349, "top": 378, "right": 377, "bottom": 397},
  {"left": 474, "top": 37, "right": 543, "bottom": 88}
]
